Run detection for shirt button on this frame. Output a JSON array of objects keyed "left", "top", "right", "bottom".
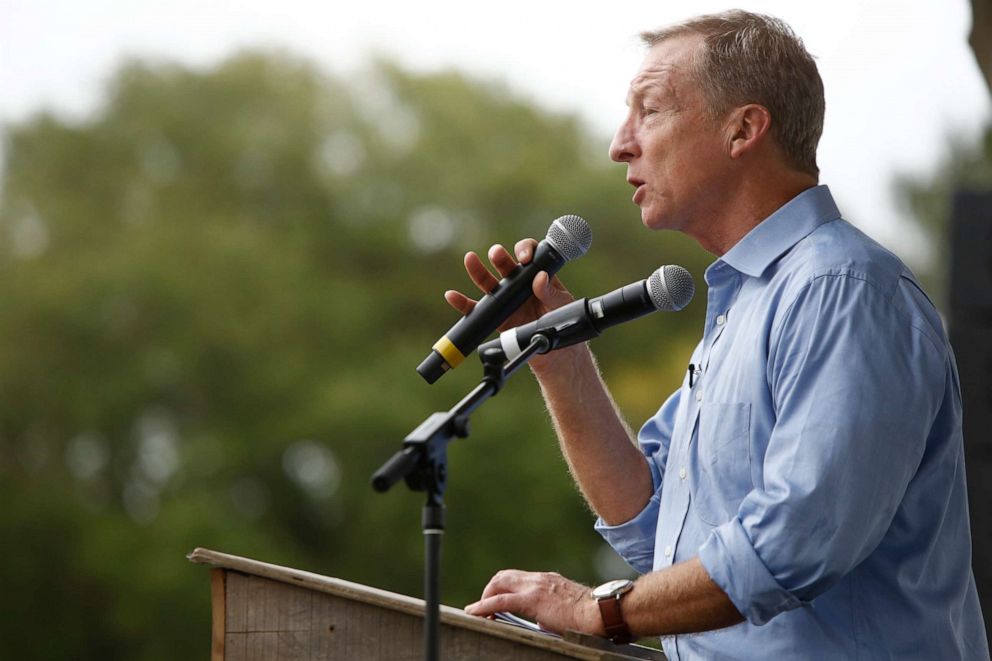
[
  {"left": 695, "top": 391, "right": 703, "bottom": 402},
  {"left": 664, "top": 546, "right": 673, "bottom": 558},
  {"left": 679, "top": 468, "right": 687, "bottom": 480},
  {"left": 716, "top": 314, "right": 726, "bottom": 326}
]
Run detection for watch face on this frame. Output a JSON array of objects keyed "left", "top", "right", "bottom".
[{"left": 591, "top": 579, "right": 633, "bottom": 600}]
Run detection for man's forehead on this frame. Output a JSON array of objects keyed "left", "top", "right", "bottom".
[
  {"left": 628, "top": 63, "right": 679, "bottom": 96},
  {"left": 626, "top": 35, "right": 700, "bottom": 97}
]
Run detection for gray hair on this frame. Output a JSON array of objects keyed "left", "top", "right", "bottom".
[{"left": 641, "top": 10, "right": 825, "bottom": 176}]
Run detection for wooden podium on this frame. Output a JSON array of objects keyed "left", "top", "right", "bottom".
[{"left": 189, "top": 548, "right": 666, "bottom": 660}]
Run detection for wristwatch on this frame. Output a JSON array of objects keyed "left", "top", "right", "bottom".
[{"left": 591, "top": 578, "right": 635, "bottom": 644}]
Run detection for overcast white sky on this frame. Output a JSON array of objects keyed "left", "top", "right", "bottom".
[{"left": 1, "top": 0, "right": 989, "bottom": 268}]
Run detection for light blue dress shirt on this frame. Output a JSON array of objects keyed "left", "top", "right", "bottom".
[{"left": 596, "top": 186, "right": 989, "bottom": 660}]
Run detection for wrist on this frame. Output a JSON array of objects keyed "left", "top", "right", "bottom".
[
  {"left": 591, "top": 579, "right": 635, "bottom": 644},
  {"left": 585, "top": 593, "right": 608, "bottom": 637},
  {"left": 529, "top": 342, "right": 593, "bottom": 380}
]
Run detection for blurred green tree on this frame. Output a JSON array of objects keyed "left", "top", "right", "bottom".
[{"left": 0, "top": 51, "right": 710, "bottom": 659}]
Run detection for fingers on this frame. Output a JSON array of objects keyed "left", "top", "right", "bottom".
[
  {"left": 450, "top": 270, "right": 573, "bottom": 318},
  {"left": 463, "top": 244, "right": 522, "bottom": 296},
  {"left": 480, "top": 569, "right": 525, "bottom": 600},
  {"left": 513, "top": 238, "right": 540, "bottom": 264},
  {"left": 465, "top": 569, "right": 590, "bottom": 636},
  {"left": 454, "top": 238, "right": 567, "bottom": 320},
  {"left": 465, "top": 569, "right": 528, "bottom": 617},
  {"left": 533, "top": 271, "right": 574, "bottom": 309},
  {"left": 464, "top": 569, "right": 528, "bottom": 617},
  {"left": 464, "top": 251, "right": 501, "bottom": 295},
  {"left": 488, "top": 244, "right": 520, "bottom": 278},
  {"left": 444, "top": 289, "right": 476, "bottom": 315},
  {"left": 464, "top": 593, "right": 523, "bottom": 618}
]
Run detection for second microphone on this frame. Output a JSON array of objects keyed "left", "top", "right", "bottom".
[{"left": 479, "top": 265, "right": 695, "bottom": 363}]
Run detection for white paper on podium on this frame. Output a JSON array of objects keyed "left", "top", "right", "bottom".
[{"left": 491, "top": 612, "right": 562, "bottom": 638}]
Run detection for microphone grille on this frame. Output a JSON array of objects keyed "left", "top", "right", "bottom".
[
  {"left": 647, "top": 265, "right": 695, "bottom": 312},
  {"left": 545, "top": 214, "right": 592, "bottom": 261}
]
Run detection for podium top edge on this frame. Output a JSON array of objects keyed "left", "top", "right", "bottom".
[{"left": 188, "top": 547, "right": 665, "bottom": 661}]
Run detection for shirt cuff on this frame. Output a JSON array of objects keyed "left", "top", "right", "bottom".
[
  {"left": 698, "top": 517, "right": 802, "bottom": 626},
  {"left": 594, "top": 491, "right": 662, "bottom": 575}
]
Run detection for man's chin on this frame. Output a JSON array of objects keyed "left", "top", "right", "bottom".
[
  {"left": 638, "top": 206, "right": 655, "bottom": 227},
  {"left": 639, "top": 204, "right": 688, "bottom": 233},
  {"left": 639, "top": 208, "right": 669, "bottom": 231}
]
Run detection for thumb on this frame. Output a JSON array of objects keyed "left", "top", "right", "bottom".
[{"left": 533, "top": 271, "right": 573, "bottom": 309}]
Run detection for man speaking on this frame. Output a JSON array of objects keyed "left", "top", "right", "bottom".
[{"left": 452, "top": 10, "right": 990, "bottom": 660}]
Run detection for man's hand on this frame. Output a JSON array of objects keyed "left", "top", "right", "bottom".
[
  {"left": 444, "top": 240, "right": 580, "bottom": 373},
  {"left": 464, "top": 569, "right": 605, "bottom": 636},
  {"left": 444, "top": 240, "right": 574, "bottom": 329}
]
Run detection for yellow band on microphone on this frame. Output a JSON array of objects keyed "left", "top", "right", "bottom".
[{"left": 432, "top": 336, "right": 466, "bottom": 369}]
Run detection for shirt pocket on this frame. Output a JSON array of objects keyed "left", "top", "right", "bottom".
[{"left": 691, "top": 401, "right": 752, "bottom": 527}]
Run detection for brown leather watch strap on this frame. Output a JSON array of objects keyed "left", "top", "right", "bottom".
[{"left": 597, "top": 594, "right": 634, "bottom": 644}]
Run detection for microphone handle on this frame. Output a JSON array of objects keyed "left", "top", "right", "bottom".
[
  {"left": 507, "top": 298, "right": 596, "bottom": 353},
  {"left": 585, "top": 279, "right": 657, "bottom": 330},
  {"left": 500, "top": 280, "right": 656, "bottom": 358},
  {"left": 420, "top": 240, "right": 566, "bottom": 380}
]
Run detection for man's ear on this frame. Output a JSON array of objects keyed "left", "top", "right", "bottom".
[{"left": 727, "top": 104, "right": 772, "bottom": 159}]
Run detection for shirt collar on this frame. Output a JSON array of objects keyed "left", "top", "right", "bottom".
[{"left": 715, "top": 185, "right": 841, "bottom": 279}]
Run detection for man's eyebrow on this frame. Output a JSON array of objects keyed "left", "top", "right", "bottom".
[
  {"left": 626, "top": 69, "right": 677, "bottom": 106},
  {"left": 626, "top": 81, "right": 655, "bottom": 107}
]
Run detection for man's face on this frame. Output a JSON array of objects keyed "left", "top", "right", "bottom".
[{"left": 610, "top": 35, "right": 731, "bottom": 238}]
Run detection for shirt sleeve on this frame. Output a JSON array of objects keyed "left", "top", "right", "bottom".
[
  {"left": 698, "top": 273, "right": 945, "bottom": 625},
  {"left": 594, "top": 387, "right": 680, "bottom": 574}
]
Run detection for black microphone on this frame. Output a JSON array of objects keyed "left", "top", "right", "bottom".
[
  {"left": 479, "top": 265, "right": 694, "bottom": 362},
  {"left": 416, "top": 215, "right": 592, "bottom": 383}
]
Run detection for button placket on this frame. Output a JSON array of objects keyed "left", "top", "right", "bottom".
[
  {"left": 698, "top": 277, "right": 736, "bottom": 407},
  {"left": 654, "top": 486, "right": 690, "bottom": 570},
  {"left": 702, "top": 309, "right": 730, "bottom": 373}
]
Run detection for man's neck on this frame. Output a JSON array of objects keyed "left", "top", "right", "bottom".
[{"left": 692, "top": 170, "right": 819, "bottom": 256}]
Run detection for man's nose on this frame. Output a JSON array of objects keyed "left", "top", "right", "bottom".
[{"left": 609, "top": 118, "right": 639, "bottom": 163}]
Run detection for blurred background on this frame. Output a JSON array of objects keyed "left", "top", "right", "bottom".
[{"left": 0, "top": 1, "right": 989, "bottom": 658}]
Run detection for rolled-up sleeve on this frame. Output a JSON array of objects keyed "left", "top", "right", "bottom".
[
  {"left": 595, "top": 388, "right": 680, "bottom": 574},
  {"left": 699, "top": 273, "right": 944, "bottom": 625},
  {"left": 595, "top": 490, "right": 663, "bottom": 574},
  {"left": 699, "top": 517, "right": 802, "bottom": 624}
]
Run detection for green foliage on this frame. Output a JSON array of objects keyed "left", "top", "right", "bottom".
[{"left": 0, "top": 51, "right": 709, "bottom": 659}]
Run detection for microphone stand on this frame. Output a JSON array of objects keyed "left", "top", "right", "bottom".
[{"left": 371, "top": 334, "right": 551, "bottom": 661}]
